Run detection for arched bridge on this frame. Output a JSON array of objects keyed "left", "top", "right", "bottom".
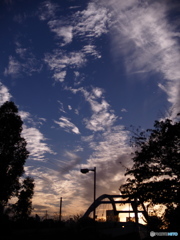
[{"left": 82, "top": 194, "right": 149, "bottom": 223}]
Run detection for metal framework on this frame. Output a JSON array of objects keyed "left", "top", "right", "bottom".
[{"left": 82, "top": 194, "right": 149, "bottom": 223}]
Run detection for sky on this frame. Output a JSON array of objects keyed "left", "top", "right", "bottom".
[{"left": 0, "top": 0, "right": 180, "bottom": 219}]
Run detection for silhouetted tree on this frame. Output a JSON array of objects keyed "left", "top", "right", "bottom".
[
  {"left": 120, "top": 116, "right": 180, "bottom": 227},
  {"left": 0, "top": 101, "right": 29, "bottom": 215},
  {"left": 143, "top": 215, "right": 164, "bottom": 231},
  {"left": 163, "top": 204, "right": 180, "bottom": 230},
  {"left": 14, "top": 177, "right": 34, "bottom": 220}
]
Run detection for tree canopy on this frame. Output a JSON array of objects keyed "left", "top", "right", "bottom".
[
  {"left": 120, "top": 116, "right": 180, "bottom": 206},
  {"left": 0, "top": 101, "right": 30, "bottom": 210},
  {"left": 14, "top": 177, "right": 34, "bottom": 220}
]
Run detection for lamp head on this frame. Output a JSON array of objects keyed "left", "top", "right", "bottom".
[{"left": 80, "top": 168, "right": 89, "bottom": 174}]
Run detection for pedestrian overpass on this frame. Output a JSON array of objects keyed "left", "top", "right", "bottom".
[{"left": 82, "top": 194, "right": 149, "bottom": 224}]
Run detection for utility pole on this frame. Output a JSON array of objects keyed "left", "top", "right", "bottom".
[
  {"left": 59, "top": 197, "right": 62, "bottom": 221},
  {"left": 93, "top": 167, "right": 96, "bottom": 221}
]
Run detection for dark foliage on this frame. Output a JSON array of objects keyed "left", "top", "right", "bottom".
[
  {"left": 14, "top": 177, "right": 35, "bottom": 220},
  {"left": 0, "top": 101, "right": 29, "bottom": 211},
  {"left": 120, "top": 117, "right": 180, "bottom": 205},
  {"left": 163, "top": 204, "right": 180, "bottom": 231},
  {"left": 120, "top": 116, "right": 180, "bottom": 229}
]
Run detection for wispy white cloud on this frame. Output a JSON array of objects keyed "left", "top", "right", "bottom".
[
  {"left": 22, "top": 125, "right": 55, "bottom": 161},
  {"left": 4, "top": 41, "right": 42, "bottom": 78},
  {"left": 44, "top": 50, "right": 86, "bottom": 82},
  {"left": 38, "top": 0, "right": 58, "bottom": 21},
  {"left": 79, "top": 86, "right": 117, "bottom": 132},
  {"left": 42, "top": 1, "right": 110, "bottom": 84},
  {"left": 20, "top": 110, "right": 46, "bottom": 127},
  {"left": 104, "top": 0, "right": 180, "bottom": 118},
  {"left": 39, "top": 1, "right": 111, "bottom": 44},
  {"left": 73, "top": 71, "right": 85, "bottom": 86},
  {"left": 0, "top": 82, "right": 12, "bottom": 105},
  {"left": 24, "top": 148, "right": 87, "bottom": 216},
  {"left": 67, "top": 85, "right": 118, "bottom": 132},
  {"left": 29, "top": 168, "right": 87, "bottom": 217},
  {"left": 121, "top": 108, "right": 127, "bottom": 112},
  {"left": 74, "top": 108, "right": 79, "bottom": 115},
  {"left": 39, "top": 1, "right": 73, "bottom": 47},
  {"left": 82, "top": 45, "right": 101, "bottom": 59},
  {"left": 15, "top": 48, "right": 27, "bottom": 59},
  {"left": 18, "top": 110, "right": 56, "bottom": 161},
  {"left": 81, "top": 134, "right": 94, "bottom": 143},
  {"left": 68, "top": 105, "right": 72, "bottom": 110},
  {"left": 19, "top": 111, "right": 32, "bottom": 122},
  {"left": 4, "top": 56, "right": 21, "bottom": 78},
  {"left": 53, "top": 71, "right": 67, "bottom": 82},
  {"left": 16, "top": 41, "right": 43, "bottom": 76},
  {"left": 57, "top": 100, "right": 66, "bottom": 113},
  {"left": 15, "top": 41, "right": 28, "bottom": 58},
  {"left": 84, "top": 111, "right": 117, "bottom": 132},
  {"left": 60, "top": 151, "right": 82, "bottom": 173},
  {"left": 54, "top": 116, "right": 80, "bottom": 134},
  {"left": 48, "top": 20, "right": 73, "bottom": 46},
  {"left": 74, "top": 2, "right": 110, "bottom": 39}
]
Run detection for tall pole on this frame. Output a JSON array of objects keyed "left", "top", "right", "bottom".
[
  {"left": 59, "top": 197, "right": 62, "bottom": 221},
  {"left": 93, "top": 167, "right": 96, "bottom": 221},
  {"left": 80, "top": 167, "right": 96, "bottom": 221}
]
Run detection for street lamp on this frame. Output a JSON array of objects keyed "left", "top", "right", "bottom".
[{"left": 80, "top": 167, "right": 96, "bottom": 221}]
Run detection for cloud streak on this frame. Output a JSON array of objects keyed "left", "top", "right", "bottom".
[
  {"left": 4, "top": 41, "right": 42, "bottom": 78},
  {"left": 104, "top": 0, "right": 180, "bottom": 118},
  {"left": 42, "top": 1, "right": 110, "bottom": 83},
  {"left": 44, "top": 50, "right": 86, "bottom": 82},
  {"left": 0, "top": 83, "right": 12, "bottom": 105},
  {"left": 82, "top": 88, "right": 117, "bottom": 132},
  {"left": 38, "top": 0, "right": 58, "bottom": 21},
  {"left": 54, "top": 116, "right": 80, "bottom": 134},
  {"left": 48, "top": 20, "right": 73, "bottom": 46},
  {"left": 68, "top": 86, "right": 117, "bottom": 132},
  {"left": 22, "top": 125, "right": 55, "bottom": 161},
  {"left": 4, "top": 56, "right": 21, "bottom": 78},
  {"left": 74, "top": 2, "right": 110, "bottom": 39}
]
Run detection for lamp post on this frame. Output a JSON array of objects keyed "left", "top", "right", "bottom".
[{"left": 80, "top": 167, "right": 96, "bottom": 221}]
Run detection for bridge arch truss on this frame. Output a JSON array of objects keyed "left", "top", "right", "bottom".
[{"left": 82, "top": 194, "right": 149, "bottom": 223}]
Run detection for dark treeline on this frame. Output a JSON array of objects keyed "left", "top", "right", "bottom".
[
  {"left": 120, "top": 114, "right": 180, "bottom": 231},
  {"left": 0, "top": 102, "right": 34, "bottom": 222}
]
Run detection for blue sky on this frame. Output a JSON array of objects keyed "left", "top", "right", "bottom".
[{"left": 0, "top": 0, "right": 180, "bottom": 218}]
